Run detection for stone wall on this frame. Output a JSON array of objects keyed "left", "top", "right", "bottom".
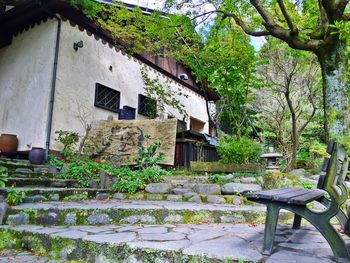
[{"left": 84, "top": 119, "right": 177, "bottom": 165}]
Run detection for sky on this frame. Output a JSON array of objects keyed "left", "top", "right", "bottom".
[{"left": 119, "top": 0, "right": 266, "bottom": 50}]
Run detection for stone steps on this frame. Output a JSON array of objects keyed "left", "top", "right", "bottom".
[
  {"left": 3, "top": 199, "right": 292, "bottom": 226},
  {"left": 0, "top": 158, "right": 53, "bottom": 173},
  {"left": 0, "top": 223, "right": 336, "bottom": 262},
  {"left": 0, "top": 187, "right": 111, "bottom": 202},
  {"left": 5, "top": 178, "right": 79, "bottom": 188},
  {"left": 0, "top": 185, "right": 259, "bottom": 206}
]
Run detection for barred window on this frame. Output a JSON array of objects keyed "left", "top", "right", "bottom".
[
  {"left": 138, "top": 94, "right": 157, "bottom": 118},
  {"left": 94, "top": 83, "right": 120, "bottom": 113}
]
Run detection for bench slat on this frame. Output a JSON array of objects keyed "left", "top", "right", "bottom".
[
  {"left": 246, "top": 188, "right": 295, "bottom": 200},
  {"left": 246, "top": 187, "right": 325, "bottom": 205},
  {"left": 272, "top": 188, "right": 311, "bottom": 202},
  {"left": 288, "top": 189, "right": 325, "bottom": 205}
]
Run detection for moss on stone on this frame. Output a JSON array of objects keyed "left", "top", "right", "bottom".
[
  {"left": 22, "top": 235, "right": 47, "bottom": 255},
  {"left": 63, "top": 194, "right": 89, "bottom": 201},
  {"left": 126, "top": 193, "right": 146, "bottom": 200},
  {"left": 0, "top": 230, "right": 22, "bottom": 249}
]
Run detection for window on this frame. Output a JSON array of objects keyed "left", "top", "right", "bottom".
[
  {"left": 94, "top": 83, "right": 120, "bottom": 113},
  {"left": 138, "top": 94, "right": 157, "bottom": 118},
  {"left": 119, "top": 106, "right": 136, "bottom": 120}
]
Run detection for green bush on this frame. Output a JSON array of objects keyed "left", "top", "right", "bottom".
[
  {"left": 7, "top": 187, "right": 26, "bottom": 206},
  {"left": 134, "top": 134, "right": 165, "bottom": 170},
  {"left": 309, "top": 141, "right": 329, "bottom": 158},
  {"left": 59, "top": 156, "right": 104, "bottom": 187},
  {"left": 217, "top": 136, "right": 262, "bottom": 164},
  {"left": 262, "top": 172, "right": 301, "bottom": 190},
  {"left": 208, "top": 174, "right": 231, "bottom": 185},
  {"left": 112, "top": 167, "right": 170, "bottom": 193}
]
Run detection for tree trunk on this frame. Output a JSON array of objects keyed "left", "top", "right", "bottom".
[{"left": 317, "top": 39, "right": 349, "bottom": 138}]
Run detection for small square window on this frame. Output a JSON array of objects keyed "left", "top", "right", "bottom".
[
  {"left": 138, "top": 94, "right": 157, "bottom": 118},
  {"left": 94, "top": 83, "right": 120, "bottom": 113}
]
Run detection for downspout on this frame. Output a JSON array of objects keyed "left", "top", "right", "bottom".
[{"left": 43, "top": 10, "right": 61, "bottom": 161}]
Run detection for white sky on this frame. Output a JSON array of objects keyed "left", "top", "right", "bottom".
[{"left": 122, "top": 0, "right": 163, "bottom": 9}]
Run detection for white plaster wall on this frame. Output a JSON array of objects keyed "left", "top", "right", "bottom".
[
  {"left": 51, "top": 20, "right": 209, "bottom": 150},
  {"left": 0, "top": 19, "right": 57, "bottom": 150}
]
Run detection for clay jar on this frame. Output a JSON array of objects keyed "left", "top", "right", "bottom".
[
  {"left": 0, "top": 134, "right": 18, "bottom": 152},
  {"left": 29, "top": 147, "right": 45, "bottom": 165}
]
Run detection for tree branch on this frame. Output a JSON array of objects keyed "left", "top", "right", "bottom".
[
  {"left": 228, "top": 13, "right": 271, "bottom": 36},
  {"left": 277, "top": 0, "right": 298, "bottom": 34},
  {"left": 250, "top": 0, "right": 277, "bottom": 26}
]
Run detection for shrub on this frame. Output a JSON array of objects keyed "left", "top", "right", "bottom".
[
  {"left": 55, "top": 130, "right": 79, "bottom": 161},
  {"left": 309, "top": 141, "right": 329, "bottom": 158},
  {"left": 217, "top": 136, "right": 262, "bottom": 164},
  {"left": 262, "top": 172, "right": 301, "bottom": 190},
  {"left": 111, "top": 167, "right": 170, "bottom": 193},
  {"left": 59, "top": 156, "right": 103, "bottom": 187},
  {"left": 7, "top": 187, "right": 26, "bottom": 206},
  {"left": 208, "top": 174, "right": 231, "bottom": 185},
  {"left": 134, "top": 134, "right": 165, "bottom": 170}
]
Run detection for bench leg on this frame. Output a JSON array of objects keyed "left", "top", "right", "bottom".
[
  {"left": 316, "top": 221, "right": 350, "bottom": 263},
  {"left": 292, "top": 214, "right": 302, "bottom": 229},
  {"left": 262, "top": 203, "right": 280, "bottom": 255},
  {"left": 320, "top": 198, "right": 350, "bottom": 234}
]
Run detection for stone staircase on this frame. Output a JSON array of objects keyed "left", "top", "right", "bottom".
[{"left": 0, "top": 159, "right": 337, "bottom": 262}]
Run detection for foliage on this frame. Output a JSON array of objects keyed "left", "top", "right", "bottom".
[
  {"left": 262, "top": 172, "right": 301, "bottom": 190},
  {"left": 6, "top": 187, "right": 26, "bottom": 206},
  {"left": 141, "top": 67, "right": 188, "bottom": 118},
  {"left": 59, "top": 156, "right": 103, "bottom": 187},
  {"left": 165, "top": 0, "right": 350, "bottom": 137},
  {"left": 252, "top": 40, "right": 322, "bottom": 170},
  {"left": 134, "top": 134, "right": 165, "bottom": 170},
  {"left": 234, "top": 172, "right": 267, "bottom": 178},
  {"left": 55, "top": 130, "right": 79, "bottom": 161},
  {"left": 48, "top": 154, "right": 65, "bottom": 169},
  {"left": 208, "top": 174, "right": 231, "bottom": 185},
  {"left": 111, "top": 166, "right": 170, "bottom": 193},
  {"left": 0, "top": 166, "right": 7, "bottom": 188},
  {"left": 309, "top": 141, "right": 329, "bottom": 158},
  {"left": 302, "top": 181, "right": 315, "bottom": 189},
  {"left": 335, "top": 135, "right": 350, "bottom": 156},
  {"left": 217, "top": 136, "right": 262, "bottom": 164},
  {"left": 52, "top": 129, "right": 170, "bottom": 188}
]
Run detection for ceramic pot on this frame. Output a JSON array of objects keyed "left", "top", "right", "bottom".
[
  {"left": 29, "top": 147, "right": 45, "bottom": 165},
  {"left": 0, "top": 134, "right": 18, "bottom": 152}
]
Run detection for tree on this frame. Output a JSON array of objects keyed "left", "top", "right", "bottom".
[
  {"left": 165, "top": 0, "right": 350, "bottom": 138},
  {"left": 253, "top": 41, "right": 322, "bottom": 169}
]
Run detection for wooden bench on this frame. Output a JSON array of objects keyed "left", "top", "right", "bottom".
[{"left": 245, "top": 141, "right": 350, "bottom": 263}]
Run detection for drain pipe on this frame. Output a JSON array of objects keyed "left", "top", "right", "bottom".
[{"left": 43, "top": 10, "right": 61, "bottom": 161}]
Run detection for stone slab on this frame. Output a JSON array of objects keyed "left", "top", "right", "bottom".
[{"left": 0, "top": 223, "right": 340, "bottom": 262}]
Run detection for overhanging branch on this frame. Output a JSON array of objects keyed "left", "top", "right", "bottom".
[{"left": 277, "top": 0, "right": 298, "bottom": 34}]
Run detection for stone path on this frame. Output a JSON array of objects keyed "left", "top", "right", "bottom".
[
  {"left": 0, "top": 249, "right": 65, "bottom": 262},
  {"left": 0, "top": 223, "right": 339, "bottom": 262}
]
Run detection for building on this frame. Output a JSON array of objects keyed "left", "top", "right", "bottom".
[{"left": 0, "top": 0, "right": 218, "bottom": 159}]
